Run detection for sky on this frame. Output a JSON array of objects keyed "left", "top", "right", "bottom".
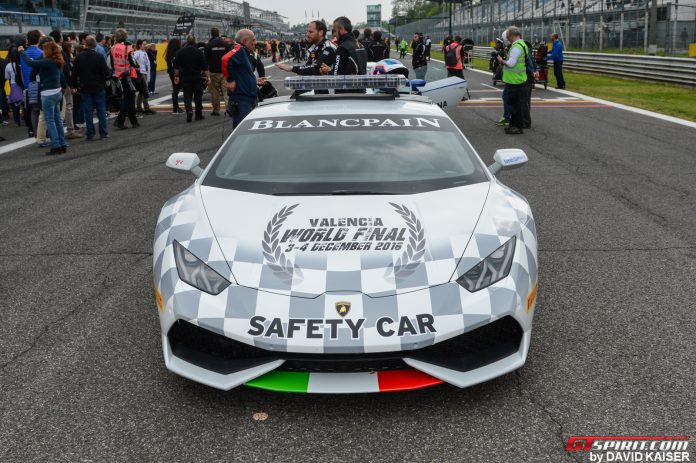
[{"left": 249, "top": 0, "right": 394, "bottom": 27}]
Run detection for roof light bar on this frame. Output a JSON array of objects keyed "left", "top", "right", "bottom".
[{"left": 284, "top": 75, "right": 406, "bottom": 91}]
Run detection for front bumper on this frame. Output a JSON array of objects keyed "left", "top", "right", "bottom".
[
  {"left": 156, "top": 215, "right": 539, "bottom": 392},
  {"left": 161, "top": 314, "right": 531, "bottom": 393}
]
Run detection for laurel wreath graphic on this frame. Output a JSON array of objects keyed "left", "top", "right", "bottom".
[
  {"left": 261, "top": 204, "right": 303, "bottom": 283},
  {"left": 385, "top": 203, "right": 426, "bottom": 279},
  {"left": 262, "top": 203, "right": 425, "bottom": 283}
]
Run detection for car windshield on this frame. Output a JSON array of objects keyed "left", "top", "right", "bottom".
[{"left": 202, "top": 114, "right": 489, "bottom": 195}]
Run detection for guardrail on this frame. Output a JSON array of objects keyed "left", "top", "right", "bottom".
[{"left": 472, "top": 47, "right": 696, "bottom": 86}]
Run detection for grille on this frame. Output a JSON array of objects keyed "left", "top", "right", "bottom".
[
  {"left": 406, "top": 316, "right": 523, "bottom": 372},
  {"left": 168, "top": 322, "right": 276, "bottom": 375},
  {"left": 168, "top": 316, "right": 523, "bottom": 375}
]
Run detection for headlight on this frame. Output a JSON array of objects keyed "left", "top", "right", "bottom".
[
  {"left": 456, "top": 236, "right": 516, "bottom": 292},
  {"left": 173, "top": 240, "right": 231, "bottom": 295}
]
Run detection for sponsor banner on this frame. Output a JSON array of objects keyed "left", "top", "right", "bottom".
[
  {"left": 240, "top": 115, "right": 452, "bottom": 133},
  {"left": 173, "top": 15, "right": 195, "bottom": 35}
]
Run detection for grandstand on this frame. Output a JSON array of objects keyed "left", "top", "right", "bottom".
[
  {"left": 395, "top": 0, "right": 695, "bottom": 52},
  {"left": 1, "top": 0, "right": 288, "bottom": 47}
]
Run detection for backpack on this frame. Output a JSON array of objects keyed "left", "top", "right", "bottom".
[
  {"left": 444, "top": 44, "right": 460, "bottom": 67},
  {"left": 523, "top": 40, "right": 536, "bottom": 80}
]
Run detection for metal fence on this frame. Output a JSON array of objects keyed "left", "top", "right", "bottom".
[
  {"left": 471, "top": 46, "right": 696, "bottom": 84},
  {"left": 394, "top": 0, "right": 696, "bottom": 55}
]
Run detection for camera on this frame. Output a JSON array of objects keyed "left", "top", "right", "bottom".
[{"left": 122, "top": 75, "right": 137, "bottom": 92}]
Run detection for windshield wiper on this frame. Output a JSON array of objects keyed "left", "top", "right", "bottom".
[
  {"left": 272, "top": 190, "right": 397, "bottom": 196},
  {"left": 272, "top": 192, "right": 325, "bottom": 196},
  {"left": 329, "top": 190, "right": 397, "bottom": 195}
]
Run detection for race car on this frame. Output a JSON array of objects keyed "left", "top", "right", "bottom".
[{"left": 153, "top": 75, "right": 538, "bottom": 393}]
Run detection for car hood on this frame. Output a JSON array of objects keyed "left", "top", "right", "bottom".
[{"left": 200, "top": 183, "right": 490, "bottom": 297}]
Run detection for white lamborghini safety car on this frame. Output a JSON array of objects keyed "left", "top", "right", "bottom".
[{"left": 153, "top": 75, "right": 538, "bottom": 393}]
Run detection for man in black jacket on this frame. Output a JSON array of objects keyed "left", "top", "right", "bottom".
[
  {"left": 175, "top": 35, "right": 209, "bottom": 122},
  {"left": 322, "top": 16, "right": 367, "bottom": 93},
  {"left": 359, "top": 27, "right": 373, "bottom": 50},
  {"left": 277, "top": 20, "right": 335, "bottom": 76},
  {"left": 412, "top": 32, "right": 427, "bottom": 79},
  {"left": 204, "top": 27, "right": 230, "bottom": 116},
  {"left": 367, "top": 30, "right": 389, "bottom": 62},
  {"left": 73, "top": 36, "right": 111, "bottom": 140}
]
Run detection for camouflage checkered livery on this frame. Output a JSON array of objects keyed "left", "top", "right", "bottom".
[{"left": 153, "top": 180, "right": 538, "bottom": 355}]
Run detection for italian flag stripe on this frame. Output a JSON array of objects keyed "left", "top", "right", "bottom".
[
  {"left": 377, "top": 369, "right": 444, "bottom": 392},
  {"left": 246, "top": 369, "right": 443, "bottom": 393},
  {"left": 246, "top": 371, "right": 310, "bottom": 393}
]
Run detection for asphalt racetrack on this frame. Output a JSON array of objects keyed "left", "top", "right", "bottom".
[{"left": 1, "top": 58, "right": 694, "bottom": 462}]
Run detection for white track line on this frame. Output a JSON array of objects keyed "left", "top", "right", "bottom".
[
  {"left": 480, "top": 83, "right": 502, "bottom": 91},
  {"left": 546, "top": 88, "right": 696, "bottom": 128},
  {"left": 0, "top": 117, "right": 106, "bottom": 155},
  {"left": 149, "top": 93, "right": 179, "bottom": 105},
  {"left": 0, "top": 138, "right": 35, "bottom": 155}
]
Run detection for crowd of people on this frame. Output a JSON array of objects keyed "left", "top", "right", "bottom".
[
  {"left": 0, "top": 16, "right": 566, "bottom": 151},
  {"left": 163, "top": 16, "right": 394, "bottom": 128},
  {"left": 2, "top": 29, "right": 160, "bottom": 152},
  {"left": 267, "top": 28, "right": 391, "bottom": 65},
  {"left": 395, "top": 26, "right": 565, "bottom": 136},
  {"left": 0, "top": 16, "right": 398, "bottom": 150}
]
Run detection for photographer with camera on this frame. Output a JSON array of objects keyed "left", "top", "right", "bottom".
[
  {"left": 111, "top": 29, "right": 139, "bottom": 130},
  {"left": 489, "top": 38, "right": 507, "bottom": 79},
  {"left": 495, "top": 26, "right": 529, "bottom": 135},
  {"left": 491, "top": 34, "right": 511, "bottom": 127}
]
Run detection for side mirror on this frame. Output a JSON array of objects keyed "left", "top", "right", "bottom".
[
  {"left": 166, "top": 152, "right": 204, "bottom": 178},
  {"left": 488, "top": 149, "right": 528, "bottom": 175}
]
